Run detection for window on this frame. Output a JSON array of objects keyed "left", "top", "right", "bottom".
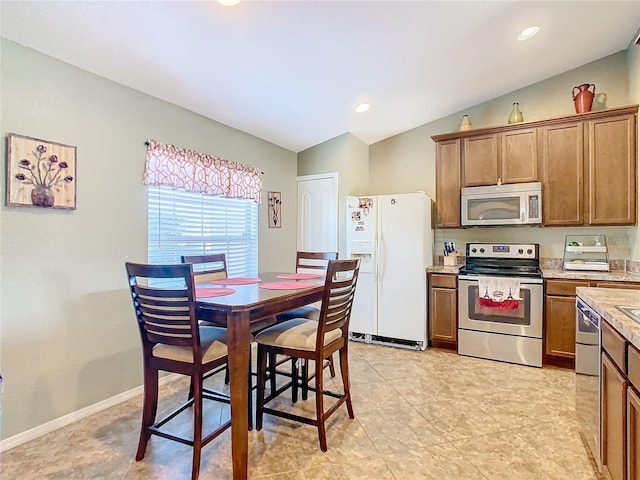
[{"left": 148, "top": 186, "right": 258, "bottom": 277}]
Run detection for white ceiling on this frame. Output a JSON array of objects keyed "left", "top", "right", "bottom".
[{"left": 1, "top": 1, "right": 639, "bottom": 153}]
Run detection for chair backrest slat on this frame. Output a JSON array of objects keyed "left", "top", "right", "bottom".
[
  {"left": 296, "top": 251, "right": 338, "bottom": 275},
  {"left": 126, "top": 262, "right": 202, "bottom": 355},
  {"left": 181, "top": 254, "right": 227, "bottom": 284},
  {"left": 316, "top": 259, "right": 360, "bottom": 349}
]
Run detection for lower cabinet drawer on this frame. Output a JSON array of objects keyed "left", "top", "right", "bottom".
[{"left": 602, "top": 320, "right": 627, "bottom": 374}]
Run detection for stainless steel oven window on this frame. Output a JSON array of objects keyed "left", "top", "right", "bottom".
[
  {"left": 467, "top": 285, "right": 531, "bottom": 326},
  {"left": 458, "top": 279, "right": 543, "bottom": 338}
]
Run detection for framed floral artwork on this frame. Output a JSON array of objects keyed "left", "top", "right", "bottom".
[
  {"left": 6, "top": 133, "right": 77, "bottom": 210},
  {"left": 268, "top": 191, "right": 281, "bottom": 228}
]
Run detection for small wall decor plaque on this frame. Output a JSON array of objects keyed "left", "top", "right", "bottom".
[
  {"left": 6, "top": 133, "right": 76, "bottom": 210},
  {"left": 268, "top": 191, "right": 281, "bottom": 228}
]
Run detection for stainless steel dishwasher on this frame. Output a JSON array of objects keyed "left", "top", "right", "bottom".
[{"left": 575, "top": 297, "right": 601, "bottom": 472}]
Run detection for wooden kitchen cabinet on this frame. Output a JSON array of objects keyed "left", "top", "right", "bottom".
[
  {"left": 586, "top": 113, "right": 637, "bottom": 226},
  {"left": 429, "top": 273, "right": 457, "bottom": 350},
  {"left": 462, "top": 134, "right": 499, "bottom": 186},
  {"left": 500, "top": 127, "right": 538, "bottom": 184},
  {"left": 462, "top": 128, "right": 538, "bottom": 187},
  {"left": 602, "top": 351, "right": 628, "bottom": 480},
  {"left": 540, "top": 122, "right": 584, "bottom": 226},
  {"left": 544, "top": 279, "right": 640, "bottom": 369},
  {"left": 432, "top": 105, "right": 638, "bottom": 228},
  {"left": 544, "top": 279, "right": 591, "bottom": 367},
  {"left": 602, "top": 320, "right": 630, "bottom": 480},
  {"left": 435, "top": 139, "right": 461, "bottom": 227},
  {"left": 627, "top": 386, "right": 640, "bottom": 480},
  {"left": 627, "top": 344, "right": 640, "bottom": 480}
]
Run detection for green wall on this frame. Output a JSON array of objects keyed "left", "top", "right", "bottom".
[
  {"left": 0, "top": 39, "right": 298, "bottom": 440},
  {"left": 298, "top": 132, "right": 369, "bottom": 256}
]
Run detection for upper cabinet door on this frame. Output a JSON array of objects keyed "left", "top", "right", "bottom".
[
  {"left": 501, "top": 127, "right": 538, "bottom": 184},
  {"left": 586, "top": 114, "right": 637, "bottom": 226},
  {"left": 435, "top": 138, "right": 461, "bottom": 228},
  {"left": 541, "top": 122, "right": 584, "bottom": 226},
  {"left": 462, "top": 134, "right": 499, "bottom": 187}
]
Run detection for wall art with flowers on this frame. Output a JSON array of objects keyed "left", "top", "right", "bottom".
[
  {"left": 6, "top": 133, "right": 76, "bottom": 210},
  {"left": 268, "top": 191, "right": 281, "bottom": 228}
]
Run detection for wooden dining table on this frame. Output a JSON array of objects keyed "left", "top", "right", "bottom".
[{"left": 195, "top": 272, "right": 325, "bottom": 480}]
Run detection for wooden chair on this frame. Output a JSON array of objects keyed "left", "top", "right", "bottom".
[
  {"left": 274, "top": 251, "right": 338, "bottom": 398},
  {"left": 180, "top": 253, "right": 276, "bottom": 430},
  {"left": 125, "top": 262, "right": 231, "bottom": 480},
  {"left": 255, "top": 258, "right": 360, "bottom": 451},
  {"left": 180, "top": 254, "right": 227, "bottom": 284},
  {"left": 276, "top": 251, "right": 338, "bottom": 322}
]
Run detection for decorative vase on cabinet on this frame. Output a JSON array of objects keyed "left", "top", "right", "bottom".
[
  {"left": 573, "top": 83, "right": 595, "bottom": 113},
  {"left": 508, "top": 102, "right": 524, "bottom": 124},
  {"left": 459, "top": 115, "right": 472, "bottom": 131}
]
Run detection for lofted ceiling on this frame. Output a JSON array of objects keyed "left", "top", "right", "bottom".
[{"left": 1, "top": 1, "right": 639, "bottom": 153}]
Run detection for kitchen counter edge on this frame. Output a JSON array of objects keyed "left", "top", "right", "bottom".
[
  {"left": 576, "top": 287, "right": 640, "bottom": 350},
  {"left": 427, "top": 265, "right": 461, "bottom": 274}
]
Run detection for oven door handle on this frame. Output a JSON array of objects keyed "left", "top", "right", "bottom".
[{"left": 457, "top": 274, "right": 543, "bottom": 285}]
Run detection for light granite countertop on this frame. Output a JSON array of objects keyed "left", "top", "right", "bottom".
[
  {"left": 576, "top": 287, "right": 640, "bottom": 349},
  {"left": 427, "top": 265, "right": 461, "bottom": 274},
  {"left": 427, "top": 265, "right": 640, "bottom": 282},
  {"left": 542, "top": 268, "right": 640, "bottom": 282}
]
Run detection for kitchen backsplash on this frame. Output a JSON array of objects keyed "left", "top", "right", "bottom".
[
  {"left": 434, "top": 255, "right": 640, "bottom": 274},
  {"left": 435, "top": 226, "right": 635, "bottom": 264}
]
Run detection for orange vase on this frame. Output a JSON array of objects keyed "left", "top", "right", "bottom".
[{"left": 573, "top": 83, "right": 595, "bottom": 113}]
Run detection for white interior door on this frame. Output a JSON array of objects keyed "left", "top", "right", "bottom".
[{"left": 297, "top": 173, "right": 338, "bottom": 252}]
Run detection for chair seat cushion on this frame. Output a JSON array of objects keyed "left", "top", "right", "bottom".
[
  {"left": 153, "top": 326, "right": 228, "bottom": 363},
  {"left": 276, "top": 306, "right": 320, "bottom": 322},
  {"left": 254, "top": 318, "right": 341, "bottom": 351}
]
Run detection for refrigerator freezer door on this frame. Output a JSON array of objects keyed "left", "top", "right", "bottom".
[
  {"left": 376, "top": 193, "right": 428, "bottom": 343},
  {"left": 347, "top": 196, "right": 377, "bottom": 336}
]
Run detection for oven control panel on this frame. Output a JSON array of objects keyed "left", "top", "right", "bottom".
[{"left": 466, "top": 243, "right": 538, "bottom": 259}]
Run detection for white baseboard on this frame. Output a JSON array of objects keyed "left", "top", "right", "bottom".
[{"left": 0, "top": 374, "right": 179, "bottom": 452}]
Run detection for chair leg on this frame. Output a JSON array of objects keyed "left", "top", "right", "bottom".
[
  {"left": 191, "top": 372, "right": 204, "bottom": 480},
  {"left": 256, "top": 345, "right": 268, "bottom": 431},
  {"left": 224, "top": 364, "right": 230, "bottom": 385},
  {"left": 136, "top": 364, "right": 158, "bottom": 461},
  {"left": 340, "top": 347, "right": 354, "bottom": 419},
  {"left": 301, "top": 359, "right": 309, "bottom": 401},
  {"left": 268, "top": 352, "right": 277, "bottom": 396},
  {"left": 328, "top": 354, "right": 336, "bottom": 378},
  {"left": 248, "top": 347, "right": 253, "bottom": 431},
  {"left": 291, "top": 358, "right": 299, "bottom": 403},
  {"left": 314, "top": 358, "right": 327, "bottom": 452}
]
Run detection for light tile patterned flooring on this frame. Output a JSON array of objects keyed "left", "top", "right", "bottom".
[{"left": 2, "top": 342, "right": 602, "bottom": 479}]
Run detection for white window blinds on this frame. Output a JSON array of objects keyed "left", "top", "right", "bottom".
[{"left": 148, "top": 185, "right": 259, "bottom": 277}]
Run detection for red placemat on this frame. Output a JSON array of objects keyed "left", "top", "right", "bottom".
[
  {"left": 259, "top": 281, "right": 315, "bottom": 290},
  {"left": 277, "top": 273, "right": 322, "bottom": 280},
  {"left": 195, "top": 287, "right": 236, "bottom": 298},
  {"left": 211, "top": 277, "right": 261, "bottom": 285}
]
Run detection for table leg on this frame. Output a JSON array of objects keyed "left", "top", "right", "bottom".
[{"left": 227, "top": 310, "right": 250, "bottom": 479}]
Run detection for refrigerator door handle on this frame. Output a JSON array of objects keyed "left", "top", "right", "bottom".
[{"left": 378, "top": 231, "right": 385, "bottom": 281}]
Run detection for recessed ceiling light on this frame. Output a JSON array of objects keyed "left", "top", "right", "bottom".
[
  {"left": 355, "top": 103, "right": 370, "bottom": 113},
  {"left": 218, "top": 0, "right": 240, "bottom": 6},
  {"left": 518, "top": 26, "right": 540, "bottom": 41}
]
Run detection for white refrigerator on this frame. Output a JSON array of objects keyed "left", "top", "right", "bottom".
[{"left": 346, "top": 192, "right": 433, "bottom": 350}]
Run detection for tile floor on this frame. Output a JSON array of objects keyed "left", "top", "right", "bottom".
[{"left": 2, "top": 342, "right": 602, "bottom": 479}]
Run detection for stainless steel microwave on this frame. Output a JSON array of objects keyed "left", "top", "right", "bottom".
[{"left": 461, "top": 182, "right": 542, "bottom": 226}]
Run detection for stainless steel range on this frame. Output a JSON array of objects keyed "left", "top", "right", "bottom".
[{"left": 458, "top": 242, "right": 543, "bottom": 367}]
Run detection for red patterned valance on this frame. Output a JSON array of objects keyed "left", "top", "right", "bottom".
[{"left": 142, "top": 139, "right": 262, "bottom": 203}]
